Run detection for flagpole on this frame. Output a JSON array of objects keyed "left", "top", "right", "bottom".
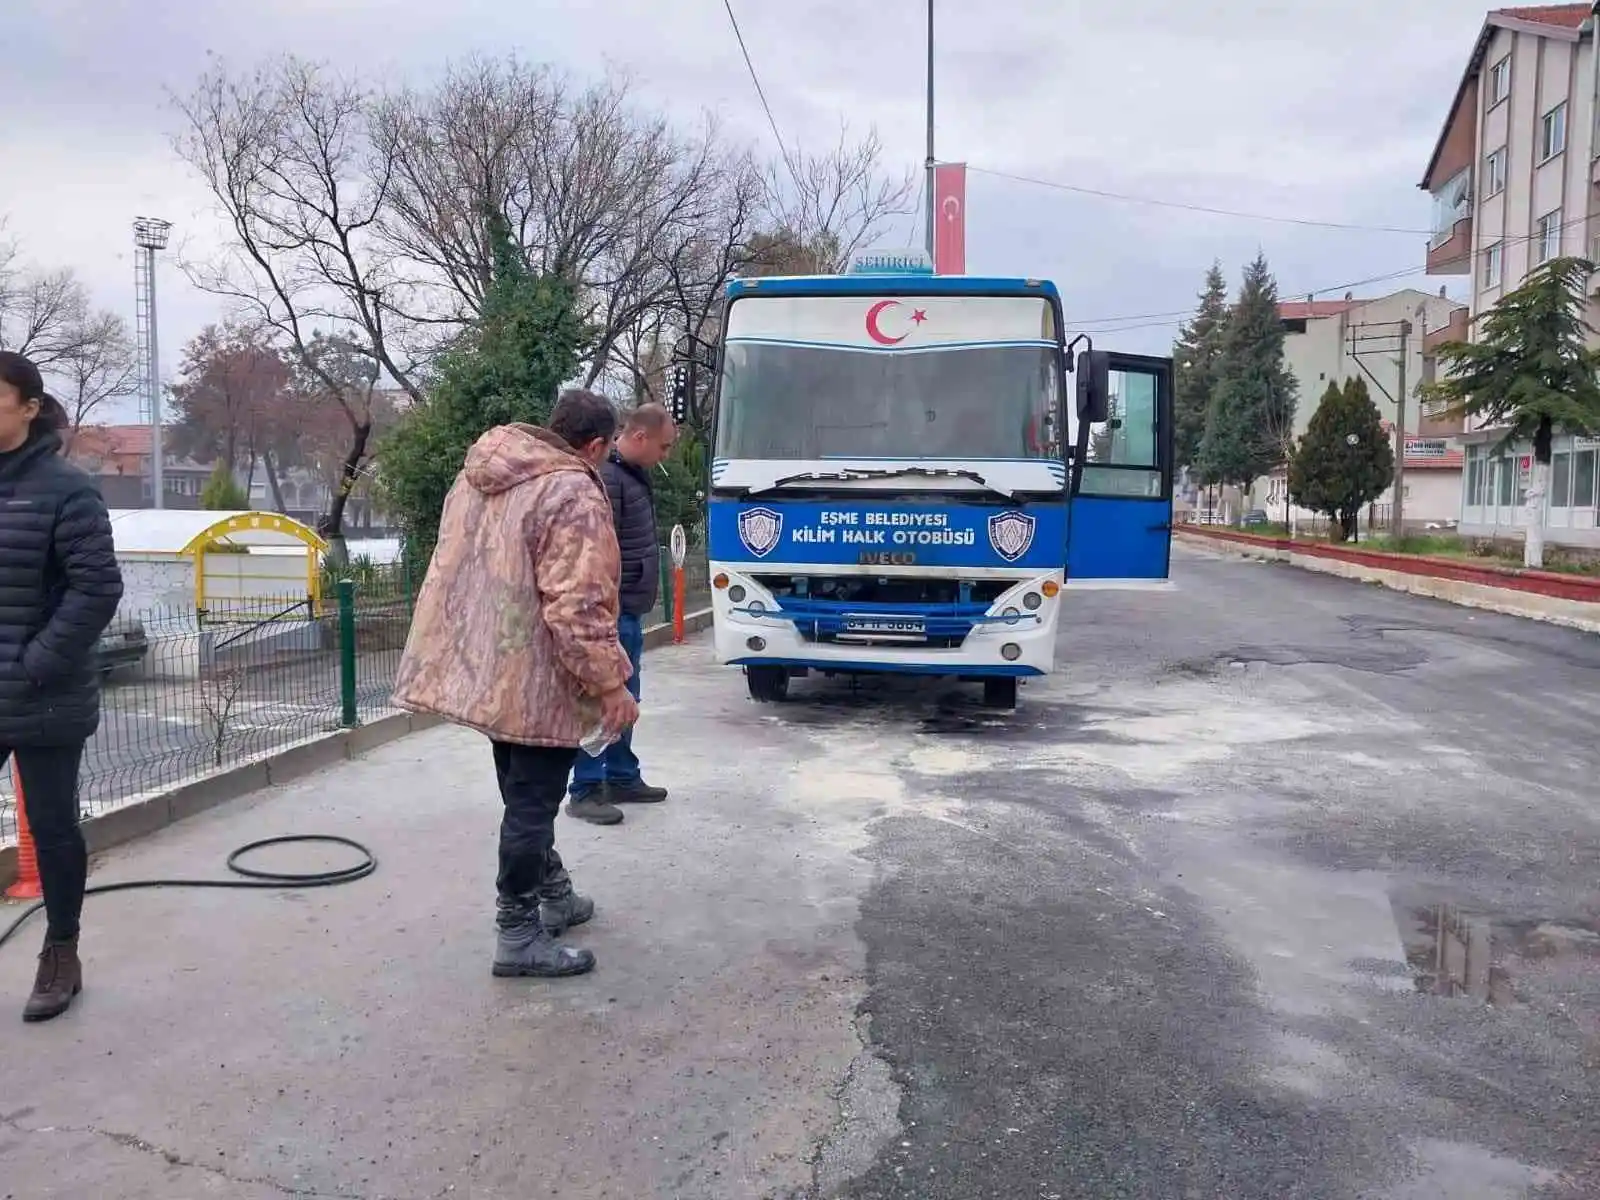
[{"left": 924, "top": 0, "right": 935, "bottom": 258}]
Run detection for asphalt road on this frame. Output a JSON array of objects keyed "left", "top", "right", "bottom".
[{"left": 1, "top": 543, "right": 1596, "bottom": 1199}]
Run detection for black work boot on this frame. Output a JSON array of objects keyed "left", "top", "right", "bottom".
[
  {"left": 23, "top": 936, "right": 82, "bottom": 1023},
  {"left": 608, "top": 779, "right": 669, "bottom": 804},
  {"left": 566, "top": 790, "right": 624, "bottom": 825},
  {"left": 492, "top": 895, "right": 595, "bottom": 978},
  {"left": 538, "top": 868, "right": 595, "bottom": 937}
]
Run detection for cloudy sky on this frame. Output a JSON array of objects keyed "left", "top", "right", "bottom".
[{"left": 5, "top": 0, "right": 1491, "bottom": 416}]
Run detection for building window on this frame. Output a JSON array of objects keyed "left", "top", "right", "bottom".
[
  {"left": 1575, "top": 448, "right": 1597, "bottom": 510},
  {"left": 1537, "top": 209, "right": 1563, "bottom": 263},
  {"left": 1485, "top": 147, "right": 1507, "bottom": 197},
  {"left": 1552, "top": 452, "right": 1572, "bottom": 508},
  {"left": 1430, "top": 168, "right": 1472, "bottom": 247},
  {"left": 1482, "top": 241, "right": 1504, "bottom": 289},
  {"left": 1541, "top": 101, "right": 1568, "bottom": 161},
  {"left": 1489, "top": 55, "right": 1511, "bottom": 106}
]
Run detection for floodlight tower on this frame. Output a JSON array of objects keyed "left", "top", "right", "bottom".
[{"left": 133, "top": 217, "right": 172, "bottom": 508}]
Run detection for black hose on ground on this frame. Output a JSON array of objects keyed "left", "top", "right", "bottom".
[{"left": 0, "top": 834, "right": 377, "bottom": 951}]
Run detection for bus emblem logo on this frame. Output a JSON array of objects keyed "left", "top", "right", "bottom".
[
  {"left": 987, "top": 510, "right": 1036, "bottom": 562},
  {"left": 737, "top": 507, "right": 784, "bottom": 557}
]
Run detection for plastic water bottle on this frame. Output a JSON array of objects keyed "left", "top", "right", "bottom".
[{"left": 579, "top": 723, "right": 618, "bottom": 757}]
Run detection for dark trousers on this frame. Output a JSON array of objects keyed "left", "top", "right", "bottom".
[
  {"left": 2, "top": 744, "right": 87, "bottom": 942},
  {"left": 569, "top": 612, "right": 644, "bottom": 796},
  {"left": 492, "top": 741, "right": 578, "bottom": 901}
]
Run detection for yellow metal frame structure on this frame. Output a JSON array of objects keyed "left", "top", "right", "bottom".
[{"left": 178, "top": 511, "right": 328, "bottom": 620}]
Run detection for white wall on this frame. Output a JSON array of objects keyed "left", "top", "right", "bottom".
[{"left": 115, "top": 556, "right": 193, "bottom": 620}]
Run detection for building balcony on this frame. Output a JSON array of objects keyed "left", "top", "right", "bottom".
[
  {"left": 1423, "top": 305, "right": 1469, "bottom": 351},
  {"left": 1426, "top": 215, "right": 1472, "bottom": 275}
]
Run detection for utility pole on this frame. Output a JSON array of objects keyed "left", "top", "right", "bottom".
[
  {"left": 924, "top": 0, "right": 936, "bottom": 258},
  {"left": 1394, "top": 320, "right": 1411, "bottom": 541}
]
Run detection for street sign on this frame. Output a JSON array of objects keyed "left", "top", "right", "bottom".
[
  {"left": 846, "top": 248, "right": 934, "bottom": 276},
  {"left": 670, "top": 524, "right": 687, "bottom": 569},
  {"left": 1404, "top": 438, "right": 1450, "bottom": 458}
]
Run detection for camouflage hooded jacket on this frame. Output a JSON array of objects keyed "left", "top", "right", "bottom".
[{"left": 391, "top": 424, "right": 632, "bottom": 748}]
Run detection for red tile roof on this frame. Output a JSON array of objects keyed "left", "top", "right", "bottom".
[
  {"left": 1492, "top": 5, "right": 1592, "bottom": 28},
  {"left": 1279, "top": 300, "right": 1357, "bottom": 321}
]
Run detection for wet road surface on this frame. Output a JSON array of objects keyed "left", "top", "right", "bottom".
[{"left": 1, "top": 543, "right": 1597, "bottom": 1198}]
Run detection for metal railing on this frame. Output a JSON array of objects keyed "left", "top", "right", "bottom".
[{"left": 0, "top": 566, "right": 415, "bottom": 846}]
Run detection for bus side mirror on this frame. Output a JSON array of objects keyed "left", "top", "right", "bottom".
[{"left": 1076, "top": 350, "right": 1110, "bottom": 423}]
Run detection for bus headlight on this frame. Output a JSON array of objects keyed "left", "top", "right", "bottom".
[
  {"left": 1002, "top": 607, "right": 1021, "bottom": 624},
  {"left": 1022, "top": 592, "right": 1042, "bottom": 610},
  {"left": 728, "top": 585, "right": 747, "bottom": 604}
]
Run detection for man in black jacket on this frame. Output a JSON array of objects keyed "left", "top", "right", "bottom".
[
  {"left": 0, "top": 351, "right": 124, "bottom": 1022},
  {"left": 567, "top": 403, "right": 677, "bottom": 825}
]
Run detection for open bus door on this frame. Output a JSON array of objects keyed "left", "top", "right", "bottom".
[{"left": 1066, "top": 351, "right": 1175, "bottom": 582}]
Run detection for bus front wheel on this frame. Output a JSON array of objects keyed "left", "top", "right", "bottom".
[
  {"left": 982, "top": 677, "right": 1018, "bottom": 710},
  {"left": 746, "top": 665, "right": 791, "bottom": 703}
]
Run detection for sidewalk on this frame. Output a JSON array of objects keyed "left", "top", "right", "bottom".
[{"left": 0, "top": 642, "right": 871, "bottom": 1200}]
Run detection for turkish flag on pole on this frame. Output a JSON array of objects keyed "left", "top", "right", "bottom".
[{"left": 933, "top": 162, "right": 966, "bottom": 275}]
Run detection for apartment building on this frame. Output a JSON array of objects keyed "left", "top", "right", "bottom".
[
  {"left": 1246, "top": 290, "right": 1469, "bottom": 530},
  {"left": 66, "top": 424, "right": 213, "bottom": 509},
  {"left": 1420, "top": 3, "right": 1600, "bottom": 546}
]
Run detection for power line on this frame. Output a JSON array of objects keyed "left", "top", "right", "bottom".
[
  {"left": 968, "top": 165, "right": 1433, "bottom": 235},
  {"left": 721, "top": 0, "right": 798, "bottom": 185},
  {"left": 1067, "top": 263, "right": 1441, "bottom": 333}
]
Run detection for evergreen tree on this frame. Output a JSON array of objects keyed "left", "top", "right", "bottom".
[
  {"left": 378, "top": 212, "right": 590, "bottom": 561},
  {"left": 200, "top": 461, "right": 249, "bottom": 510},
  {"left": 1172, "top": 261, "right": 1229, "bottom": 474},
  {"left": 1421, "top": 255, "right": 1600, "bottom": 568},
  {"left": 1197, "top": 253, "right": 1298, "bottom": 494},
  {"left": 1288, "top": 376, "right": 1393, "bottom": 542}
]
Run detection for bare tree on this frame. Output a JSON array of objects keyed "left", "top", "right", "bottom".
[
  {"left": 761, "top": 124, "right": 917, "bottom": 272},
  {"left": 172, "top": 56, "right": 432, "bottom": 551},
  {"left": 374, "top": 58, "right": 754, "bottom": 388},
  {"left": 0, "top": 227, "right": 138, "bottom": 407},
  {"left": 196, "top": 665, "right": 249, "bottom": 768},
  {"left": 56, "top": 312, "right": 140, "bottom": 439}
]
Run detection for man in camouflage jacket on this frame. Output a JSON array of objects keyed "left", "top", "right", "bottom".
[{"left": 393, "top": 389, "right": 638, "bottom": 979}]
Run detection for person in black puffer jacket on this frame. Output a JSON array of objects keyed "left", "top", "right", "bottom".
[{"left": 0, "top": 351, "right": 123, "bottom": 1023}]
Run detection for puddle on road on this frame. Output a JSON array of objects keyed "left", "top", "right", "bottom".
[{"left": 1392, "top": 900, "right": 1600, "bottom": 1009}]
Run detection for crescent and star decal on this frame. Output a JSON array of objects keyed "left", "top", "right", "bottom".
[{"left": 864, "top": 299, "right": 929, "bottom": 346}]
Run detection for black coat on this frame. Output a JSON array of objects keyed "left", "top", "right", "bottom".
[
  {"left": 598, "top": 450, "right": 660, "bottom": 617},
  {"left": 0, "top": 430, "right": 124, "bottom": 747}
]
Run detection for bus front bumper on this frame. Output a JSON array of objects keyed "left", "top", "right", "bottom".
[{"left": 708, "top": 567, "right": 1061, "bottom": 677}]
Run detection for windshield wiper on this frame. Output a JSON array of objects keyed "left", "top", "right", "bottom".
[{"left": 744, "top": 465, "right": 1016, "bottom": 501}]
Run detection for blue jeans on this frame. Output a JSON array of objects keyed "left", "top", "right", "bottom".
[{"left": 570, "top": 613, "right": 643, "bottom": 797}]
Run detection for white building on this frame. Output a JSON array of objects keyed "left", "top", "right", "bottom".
[
  {"left": 1251, "top": 290, "right": 1470, "bottom": 531},
  {"left": 1420, "top": 3, "right": 1600, "bottom": 547}
]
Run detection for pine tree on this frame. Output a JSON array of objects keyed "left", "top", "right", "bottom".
[
  {"left": 1197, "top": 253, "right": 1298, "bottom": 495},
  {"left": 1421, "top": 255, "right": 1600, "bottom": 568},
  {"left": 378, "top": 211, "right": 590, "bottom": 561},
  {"left": 1288, "top": 376, "right": 1393, "bottom": 542},
  {"left": 200, "top": 461, "right": 249, "bottom": 510},
  {"left": 1172, "top": 261, "right": 1229, "bottom": 474}
]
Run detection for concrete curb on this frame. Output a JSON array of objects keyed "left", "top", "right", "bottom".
[
  {"left": 0, "top": 616, "right": 715, "bottom": 893},
  {"left": 1178, "top": 529, "right": 1600, "bottom": 635}
]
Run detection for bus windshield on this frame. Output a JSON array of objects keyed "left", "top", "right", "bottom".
[{"left": 714, "top": 341, "right": 1061, "bottom": 461}]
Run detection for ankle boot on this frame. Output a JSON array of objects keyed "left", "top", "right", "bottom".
[
  {"left": 24, "top": 936, "right": 82, "bottom": 1023},
  {"left": 537, "top": 868, "right": 595, "bottom": 937},
  {"left": 492, "top": 895, "right": 595, "bottom": 979}
]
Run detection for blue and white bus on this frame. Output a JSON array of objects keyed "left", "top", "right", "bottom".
[{"left": 705, "top": 252, "right": 1173, "bottom": 708}]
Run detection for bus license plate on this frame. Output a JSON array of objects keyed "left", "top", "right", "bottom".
[{"left": 843, "top": 617, "right": 925, "bottom": 636}]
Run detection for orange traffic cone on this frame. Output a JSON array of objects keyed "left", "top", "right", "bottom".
[{"left": 5, "top": 764, "right": 42, "bottom": 901}]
